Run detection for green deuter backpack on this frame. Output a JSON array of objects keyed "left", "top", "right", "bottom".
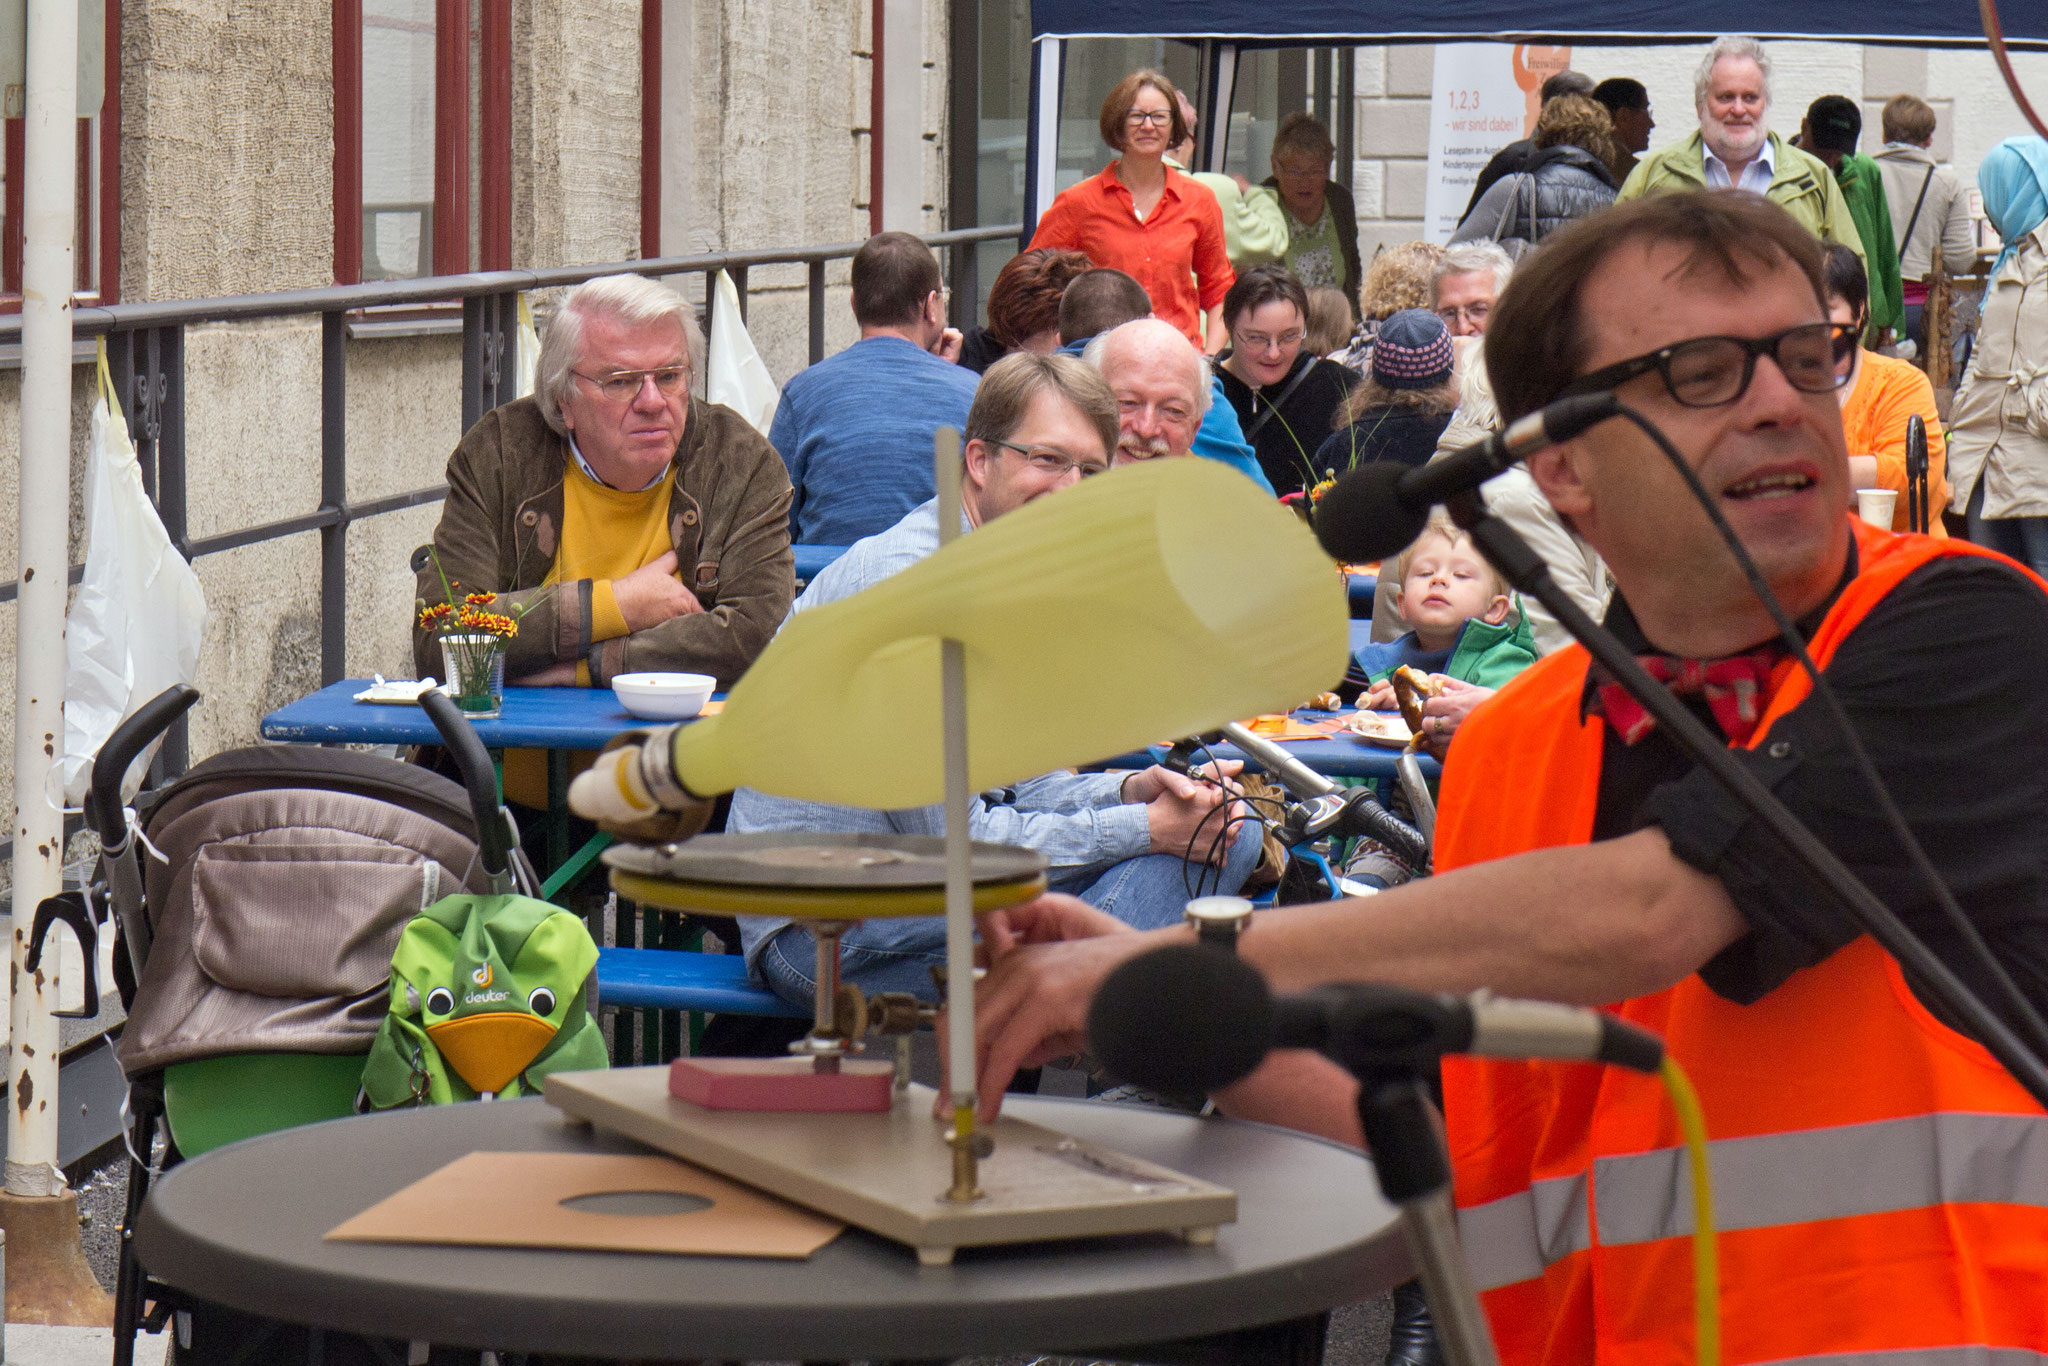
[{"left": 361, "top": 892, "right": 607, "bottom": 1108}]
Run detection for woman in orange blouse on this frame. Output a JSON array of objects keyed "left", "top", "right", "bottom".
[
  {"left": 1028, "top": 70, "right": 1234, "bottom": 353},
  {"left": 1824, "top": 245, "right": 1950, "bottom": 535}
]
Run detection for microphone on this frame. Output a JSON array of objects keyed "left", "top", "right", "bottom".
[
  {"left": 1087, "top": 944, "right": 1663, "bottom": 1096},
  {"left": 1315, "top": 391, "right": 1620, "bottom": 563}
]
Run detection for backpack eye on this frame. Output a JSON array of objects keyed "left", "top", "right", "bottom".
[
  {"left": 529, "top": 986, "right": 557, "bottom": 1017},
  {"left": 426, "top": 987, "right": 455, "bottom": 1015}
]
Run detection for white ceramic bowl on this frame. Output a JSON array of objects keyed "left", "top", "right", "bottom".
[{"left": 611, "top": 672, "right": 716, "bottom": 720}]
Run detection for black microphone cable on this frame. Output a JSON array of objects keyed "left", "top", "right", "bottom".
[{"left": 1611, "top": 399, "right": 2048, "bottom": 1066}]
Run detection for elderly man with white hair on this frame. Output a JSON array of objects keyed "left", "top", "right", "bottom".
[
  {"left": 1081, "top": 317, "right": 1213, "bottom": 464},
  {"left": 413, "top": 273, "right": 795, "bottom": 698},
  {"left": 1616, "top": 35, "right": 1863, "bottom": 259}
]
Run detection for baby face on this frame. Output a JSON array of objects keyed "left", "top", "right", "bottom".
[{"left": 1398, "top": 533, "right": 1506, "bottom": 639}]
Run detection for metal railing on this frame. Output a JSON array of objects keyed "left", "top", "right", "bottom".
[{"left": 0, "top": 223, "right": 1020, "bottom": 773}]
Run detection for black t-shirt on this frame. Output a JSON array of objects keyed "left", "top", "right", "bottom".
[
  {"left": 1216, "top": 354, "right": 1359, "bottom": 496},
  {"left": 1586, "top": 552, "right": 2048, "bottom": 1043}
]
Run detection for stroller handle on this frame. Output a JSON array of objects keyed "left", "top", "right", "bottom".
[
  {"left": 419, "top": 690, "right": 514, "bottom": 881},
  {"left": 91, "top": 685, "right": 201, "bottom": 843}
]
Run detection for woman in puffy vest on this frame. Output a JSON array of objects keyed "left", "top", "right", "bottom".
[{"left": 1451, "top": 95, "right": 1623, "bottom": 255}]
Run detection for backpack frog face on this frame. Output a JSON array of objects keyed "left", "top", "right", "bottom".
[{"left": 387, "top": 894, "right": 598, "bottom": 1096}]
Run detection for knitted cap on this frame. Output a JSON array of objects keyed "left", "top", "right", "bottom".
[{"left": 1371, "top": 308, "right": 1454, "bottom": 390}]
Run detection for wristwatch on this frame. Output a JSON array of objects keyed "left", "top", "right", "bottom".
[{"left": 1184, "top": 896, "right": 1254, "bottom": 953}]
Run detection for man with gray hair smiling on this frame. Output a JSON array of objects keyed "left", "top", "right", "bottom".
[
  {"left": 1082, "top": 317, "right": 1213, "bottom": 464},
  {"left": 1616, "top": 35, "right": 1864, "bottom": 260},
  {"left": 413, "top": 272, "right": 795, "bottom": 704}
]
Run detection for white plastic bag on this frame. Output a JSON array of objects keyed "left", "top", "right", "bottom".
[
  {"left": 515, "top": 292, "right": 540, "bottom": 398},
  {"left": 704, "top": 269, "right": 780, "bottom": 435},
  {"left": 59, "top": 343, "right": 209, "bottom": 806}
]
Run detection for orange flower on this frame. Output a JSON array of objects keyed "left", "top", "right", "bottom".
[
  {"left": 464, "top": 591, "right": 497, "bottom": 606},
  {"left": 417, "top": 602, "right": 454, "bottom": 630}
]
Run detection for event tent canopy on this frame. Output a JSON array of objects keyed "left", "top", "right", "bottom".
[
  {"left": 1021, "top": 0, "right": 2046, "bottom": 227},
  {"left": 1029, "top": 0, "right": 2048, "bottom": 48}
]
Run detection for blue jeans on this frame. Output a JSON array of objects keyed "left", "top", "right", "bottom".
[
  {"left": 755, "top": 820, "right": 1266, "bottom": 1006},
  {"left": 1964, "top": 480, "right": 2048, "bottom": 581}
]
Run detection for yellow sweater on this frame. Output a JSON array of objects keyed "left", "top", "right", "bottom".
[{"left": 503, "top": 461, "right": 675, "bottom": 807}]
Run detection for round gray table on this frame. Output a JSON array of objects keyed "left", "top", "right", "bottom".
[{"left": 135, "top": 1093, "right": 1408, "bottom": 1361}]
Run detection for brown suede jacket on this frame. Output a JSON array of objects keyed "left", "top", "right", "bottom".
[{"left": 412, "top": 395, "right": 794, "bottom": 687}]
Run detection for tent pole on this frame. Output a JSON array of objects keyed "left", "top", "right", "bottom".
[
  {"left": 1203, "top": 43, "right": 1238, "bottom": 175},
  {"left": 1023, "top": 36, "right": 1064, "bottom": 242}
]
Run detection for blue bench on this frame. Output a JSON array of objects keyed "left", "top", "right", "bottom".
[{"left": 593, "top": 946, "right": 809, "bottom": 1018}]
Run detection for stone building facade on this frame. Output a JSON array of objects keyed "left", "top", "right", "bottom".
[{"left": 0, "top": 0, "right": 953, "bottom": 853}]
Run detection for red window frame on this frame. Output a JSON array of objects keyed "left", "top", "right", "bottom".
[
  {"left": 1, "top": 0, "right": 122, "bottom": 310},
  {"left": 334, "top": 0, "right": 511, "bottom": 285}
]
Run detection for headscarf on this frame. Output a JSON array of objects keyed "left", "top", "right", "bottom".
[{"left": 1978, "top": 136, "right": 2048, "bottom": 276}]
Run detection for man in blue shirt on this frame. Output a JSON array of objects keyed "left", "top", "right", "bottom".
[
  {"left": 733, "top": 352, "right": 1264, "bottom": 1009},
  {"left": 768, "top": 232, "right": 981, "bottom": 546}
]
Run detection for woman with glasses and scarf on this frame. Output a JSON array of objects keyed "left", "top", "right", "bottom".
[
  {"left": 1947, "top": 136, "right": 2048, "bottom": 578},
  {"left": 1028, "top": 70, "right": 1233, "bottom": 354},
  {"left": 1214, "top": 265, "right": 1359, "bottom": 496}
]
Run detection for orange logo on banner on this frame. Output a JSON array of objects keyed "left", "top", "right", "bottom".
[{"left": 1513, "top": 45, "right": 1574, "bottom": 135}]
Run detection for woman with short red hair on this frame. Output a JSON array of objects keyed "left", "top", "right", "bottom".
[
  {"left": 1027, "top": 69, "right": 1234, "bottom": 353},
  {"left": 956, "top": 248, "right": 1093, "bottom": 373}
]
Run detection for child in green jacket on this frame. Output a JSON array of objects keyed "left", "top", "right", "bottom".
[{"left": 1355, "top": 513, "right": 1536, "bottom": 693}]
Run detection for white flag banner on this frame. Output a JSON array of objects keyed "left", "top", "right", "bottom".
[{"left": 1423, "top": 44, "right": 1574, "bottom": 243}]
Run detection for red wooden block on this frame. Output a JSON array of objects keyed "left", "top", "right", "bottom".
[{"left": 668, "top": 1057, "right": 895, "bottom": 1112}]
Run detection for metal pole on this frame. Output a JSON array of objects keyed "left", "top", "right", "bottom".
[
  {"left": 320, "top": 310, "right": 349, "bottom": 685},
  {"left": 932, "top": 427, "right": 981, "bottom": 1202},
  {"left": 13, "top": 0, "right": 81, "bottom": 1197}
]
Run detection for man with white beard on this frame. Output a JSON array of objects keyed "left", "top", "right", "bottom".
[
  {"left": 1616, "top": 35, "right": 1864, "bottom": 261},
  {"left": 1081, "top": 318, "right": 1212, "bottom": 465}
]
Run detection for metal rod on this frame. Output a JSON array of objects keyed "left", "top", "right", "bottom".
[
  {"left": 320, "top": 310, "right": 348, "bottom": 685},
  {"left": 1400, "top": 1190, "right": 1501, "bottom": 1366},
  {"left": 808, "top": 259, "right": 826, "bottom": 366},
  {"left": 933, "top": 426, "right": 982, "bottom": 1200},
  {"left": 12, "top": 0, "right": 82, "bottom": 1197}
]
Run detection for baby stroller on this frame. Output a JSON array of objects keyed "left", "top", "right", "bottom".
[{"left": 27, "top": 685, "right": 533, "bottom": 1365}]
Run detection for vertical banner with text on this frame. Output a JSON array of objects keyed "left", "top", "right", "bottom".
[{"left": 1423, "top": 43, "right": 1572, "bottom": 242}]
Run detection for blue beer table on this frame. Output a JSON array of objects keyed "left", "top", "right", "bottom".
[{"left": 261, "top": 682, "right": 688, "bottom": 899}]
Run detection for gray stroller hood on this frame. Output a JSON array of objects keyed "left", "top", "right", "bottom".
[{"left": 116, "top": 745, "right": 502, "bottom": 1078}]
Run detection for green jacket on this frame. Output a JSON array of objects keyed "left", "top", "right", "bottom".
[
  {"left": 413, "top": 396, "right": 795, "bottom": 687},
  {"left": 1357, "top": 608, "right": 1538, "bottom": 691},
  {"left": 1837, "top": 153, "right": 1904, "bottom": 336},
  {"left": 1616, "top": 131, "right": 1866, "bottom": 261}
]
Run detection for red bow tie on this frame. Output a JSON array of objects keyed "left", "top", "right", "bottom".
[{"left": 1595, "top": 649, "right": 1784, "bottom": 746}]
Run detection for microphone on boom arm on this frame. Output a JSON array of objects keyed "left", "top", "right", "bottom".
[
  {"left": 1087, "top": 944, "right": 1663, "bottom": 1097},
  {"left": 1314, "top": 392, "right": 1620, "bottom": 564}
]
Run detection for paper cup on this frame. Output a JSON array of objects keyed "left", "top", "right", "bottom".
[{"left": 1856, "top": 488, "right": 1898, "bottom": 527}]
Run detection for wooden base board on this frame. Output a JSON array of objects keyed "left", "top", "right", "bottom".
[
  {"left": 668, "top": 1057, "right": 895, "bottom": 1112},
  {"left": 544, "top": 1068, "right": 1235, "bottom": 1262}
]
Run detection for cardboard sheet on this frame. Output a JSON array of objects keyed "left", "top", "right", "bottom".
[{"left": 325, "top": 1151, "right": 843, "bottom": 1259}]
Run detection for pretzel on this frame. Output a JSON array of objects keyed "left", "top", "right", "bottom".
[{"left": 1390, "top": 666, "right": 1440, "bottom": 749}]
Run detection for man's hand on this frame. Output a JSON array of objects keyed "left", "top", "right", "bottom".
[
  {"left": 1417, "top": 676, "right": 1494, "bottom": 756},
  {"left": 967, "top": 894, "right": 1158, "bottom": 1117},
  {"left": 1119, "top": 759, "right": 1243, "bottom": 805},
  {"left": 1131, "top": 766, "right": 1245, "bottom": 863},
  {"left": 1360, "top": 678, "right": 1397, "bottom": 711},
  {"left": 932, "top": 327, "right": 965, "bottom": 363},
  {"left": 613, "top": 551, "right": 704, "bottom": 631}
]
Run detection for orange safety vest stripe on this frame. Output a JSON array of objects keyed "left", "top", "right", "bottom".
[{"left": 1437, "top": 520, "right": 2048, "bottom": 1366}]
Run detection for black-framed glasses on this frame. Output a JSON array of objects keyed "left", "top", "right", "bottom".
[
  {"left": 1560, "top": 322, "right": 1856, "bottom": 409},
  {"left": 1124, "top": 109, "right": 1173, "bottom": 127},
  {"left": 991, "top": 440, "right": 1108, "bottom": 479}
]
